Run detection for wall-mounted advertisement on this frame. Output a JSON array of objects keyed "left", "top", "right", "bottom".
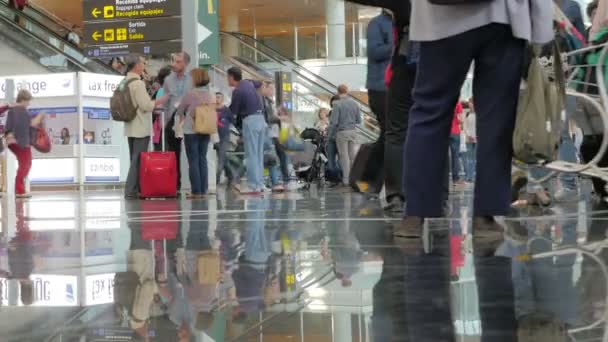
[
  {"left": 0, "top": 73, "right": 76, "bottom": 98},
  {"left": 29, "top": 107, "right": 79, "bottom": 145},
  {"left": 83, "top": 107, "right": 114, "bottom": 145},
  {"left": 85, "top": 273, "right": 115, "bottom": 306},
  {"left": 84, "top": 158, "right": 120, "bottom": 182}
]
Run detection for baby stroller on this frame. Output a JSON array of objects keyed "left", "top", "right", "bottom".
[{"left": 291, "top": 128, "right": 327, "bottom": 189}]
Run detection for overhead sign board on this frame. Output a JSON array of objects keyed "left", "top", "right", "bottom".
[
  {"left": 83, "top": 0, "right": 181, "bottom": 21},
  {"left": 85, "top": 40, "right": 182, "bottom": 58},
  {"left": 83, "top": 0, "right": 182, "bottom": 56},
  {"left": 198, "top": 0, "right": 219, "bottom": 65},
  {"left": 83, "top": 17, "right": 181, "bottom": 45}
]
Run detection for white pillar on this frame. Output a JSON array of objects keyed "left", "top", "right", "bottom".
[
  {"left": 333, "top": 312, "right": 352, "bottom": 342},
  {"left": 326, "top": 0, "right": 346, "bottom": 61},
  {"left": 222, "top": 14, "right": 240, "bottom": 57}
]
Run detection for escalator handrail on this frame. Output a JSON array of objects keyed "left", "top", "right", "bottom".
[
  {"left": 0, "top": 9, "right": 94, "bottom": 72},
  {"left": 0, "top": 1, "right": 117, "bottom": 74},
  {"left": 221, "top": 31, "right": 373, "bottom": 112}
]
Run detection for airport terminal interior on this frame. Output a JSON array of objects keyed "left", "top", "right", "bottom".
[{"left": 0, "top": 0, "right": 605, "bottom": 341}]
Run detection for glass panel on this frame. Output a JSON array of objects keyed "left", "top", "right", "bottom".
[
  {"left": 258, "top": 28, "right": 296, "bottom": 60},
  {"left": 297, "top": 26, "right": 327, "bottom": 60},
  {"left": 345, "top": 23, "right": 355, "bottom": 58}
]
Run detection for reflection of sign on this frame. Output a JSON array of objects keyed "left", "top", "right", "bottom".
[
  {"left": 86, "top": 201, "right": 121, "bottom": 229},
  {"left": 85, "top": 273, "right": 115, "bottom": 305},
  {"left": 0, "top": 73, "right": 75, "bottom": 98},
  {"left": 198, "top": 0, "right": 219, "bottom": 65},
  {"left": 80, "top": 72, "right": 123, "bottom": 98},
  {"left": 84, "top": 17, "right": 181, "bottom": 45},
  {"left": 83, "top": 0, "right": 181, "bottom": 21},
  {"left": 26, "top": 275, "right": 78, "bottom": 307},
  {"left": 85, "top": 158, "right": 120, "bottom": 182}
]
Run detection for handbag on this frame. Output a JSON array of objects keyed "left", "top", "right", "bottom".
[
  {"left": 429, "top": 0, "right": 494, "bottom": 4},
  {"left": 31, "top": 127, "right": 51, "bottom": 153},
  {"left": 193, "top": 103, "right": 218, "bottom": 135},
  {"left": 512, "top": 43, "right": 565, "bottom": 164}
]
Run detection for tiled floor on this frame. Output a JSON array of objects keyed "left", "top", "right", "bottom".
[{"left": 0, "top": 186, "right": 607, "bottom": 341}]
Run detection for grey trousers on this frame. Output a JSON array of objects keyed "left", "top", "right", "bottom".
[
  {"left": 126, "top": 136, "right": 150, "bottom": 197},
  {"left": 336, "top": 129, "right": 358, "bottom": 185}
]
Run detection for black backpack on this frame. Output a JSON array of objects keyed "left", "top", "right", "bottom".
[{"left": 110, "top": 78, "right": 139, "bottom": 122}]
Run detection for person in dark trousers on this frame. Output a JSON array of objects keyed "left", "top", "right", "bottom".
[
  {"left": 346, "top": 0, "right": 412, "bottom": 212},
  {"left": 365, "top": 9, "right": 394, "bottom": 192},
  {"left": 228, "top": 67, "right": 266, "bottom": 194},
  {"left": 397, "top": 2, "right": 553, "bottom": 238},
  {"left": 329, "top": 85, "right": 361, "bottom": 187},
  {"left": 163, "top": 52, "right": 193, "bottom": 194},
  {"left": 326, "top": 95, "right": 343, "bottom": 185},
  {"left": 216, "top": 92, "right": 234, "bottom": 186},
  {"left": 123, "top": 54, "right": 168, "bottom": 199}
]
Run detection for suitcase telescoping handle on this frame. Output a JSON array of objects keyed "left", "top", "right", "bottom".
[{"left": 150, "top": 107, "right": 167, "bottom": 152}]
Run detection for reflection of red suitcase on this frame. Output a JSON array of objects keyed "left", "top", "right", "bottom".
[
  {"left": 140, "top": 200, "right": 178, "bottom": 240},
  {"left": 139, "top": 151, "right": 177, "bottom": 198}
]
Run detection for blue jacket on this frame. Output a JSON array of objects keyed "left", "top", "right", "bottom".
[{"left": 366, "top": 13, "right": 394, "bottom": 91}]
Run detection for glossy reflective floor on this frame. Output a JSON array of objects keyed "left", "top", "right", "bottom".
[{"left": 0, "top": 184, "right": 607, "bottom": 341}]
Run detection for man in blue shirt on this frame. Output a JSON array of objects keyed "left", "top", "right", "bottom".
[{"left": 228, "top": 67, "right": 266, "bottom": 194}]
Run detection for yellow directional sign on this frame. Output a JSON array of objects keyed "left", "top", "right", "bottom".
[
  {"left": 103, "top": 6, "right": 114, "bottom": 19},
  {"left": 116, "top": 28, "right": 127, "bottom": 41},
  {"left": 208, "top": 0, "right": 214, "bottom": 14},
  {"left": 103, "top": 29, "right": 115, "bottom": 42},
  {"left": 91, "top": 8, "right": 101, "bottom": 18},
  {"left": 92, "top": 31, "right": 102, "bottom": 41}
]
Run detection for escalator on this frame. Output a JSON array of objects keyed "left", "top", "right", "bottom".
[
  {"left": 219, "top": 32, "right": 379, "bottom": 141},
  {"left": 0, "top": 1, "right": 115, "bottom": 74}
]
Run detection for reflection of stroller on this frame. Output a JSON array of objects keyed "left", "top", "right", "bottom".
[{"left": 291, "top": 128, "right": 326, "bottom": 189}]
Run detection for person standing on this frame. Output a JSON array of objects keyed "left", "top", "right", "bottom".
[
  {"left": 449, "top": 102, "right": 464, "bottom": 186},
  {"left": 163, "top": 52, "right": 193, "bottom": 194},
  {"left": 397, "top": 1, "right": 553, "bottom": 237},
  {"left": 176, "top": 68, "right": 214, "bottom": 199},
  {"left": 326, "top": 95, "right": 342, "bottom": 185},
  {"left": 227, "top": 67, "right": 266, "bottom": 194},
  {"left": 4, "top": 90, "right": 38, "bottom": 198},
  {"left": 463, "top": 99, "right": 477, "bottom": 183},
  {"left": 123, "top": 54, "right": 168, "bottom": 199},
  {"left": 329, "top": 85, "right": 361, "bottom": 187},
  {"left": 366, "top": 9, "right": 393, "bottom": 159},
  {"left": 216, "top": 92, "right": 234, "bottom": 186}
]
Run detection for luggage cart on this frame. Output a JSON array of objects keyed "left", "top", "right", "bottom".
[{"left": 520, "top": 42, "right": 608, "bottom": 188}]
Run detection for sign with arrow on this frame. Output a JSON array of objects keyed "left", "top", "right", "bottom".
[
  {"left": 83, "top": 0, "right": 180, "bottom": 22},
  {"left": 198, "top": 0, "right": 219, "bottom": 65},
  {"left": 83, "top": 17, "right": 181, "bottom": 45}
]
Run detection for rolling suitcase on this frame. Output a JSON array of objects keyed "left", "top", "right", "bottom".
[
  {"left": 349, "top": 141, "right": 384, "bottom": 193},
  {"left": 139, "top": 109, "right": 178, "bottom": 198}
]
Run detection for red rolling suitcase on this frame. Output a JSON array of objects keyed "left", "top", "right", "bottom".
[{"left": 139, "top": 109, "right": 178, "bottom": 198}]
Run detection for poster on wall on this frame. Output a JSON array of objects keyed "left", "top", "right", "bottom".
[
  {"left": 83, "top": 107, "right": 114, "bottom": 145},
  {"left": 29, "top": 107, "right": 79, "bottom": 145}
]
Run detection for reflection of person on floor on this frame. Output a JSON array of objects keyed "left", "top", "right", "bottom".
[
  {"left": 330, "top": 224, "right": 363, "bottom": 287},
  {"left": 3, "top": 200, "right": 35, "bottom": 306},
  {"left": 232, "top": 199, "right": 271, "bottom": 320},
  {"left": 502, "top": 205, "right": 578, "bottom": 338}
]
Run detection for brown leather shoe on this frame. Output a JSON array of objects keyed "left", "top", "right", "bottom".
[{"left": 393, "top": 216, "right": 423, "bottom": 239}]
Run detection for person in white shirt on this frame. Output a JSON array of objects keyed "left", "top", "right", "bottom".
[{"left": 463, "top": 98, "right": 477, "bottom": 183}]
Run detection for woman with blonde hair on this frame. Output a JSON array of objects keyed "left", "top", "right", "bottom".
[{"left": 176, "top": 68, "right": 215, "bottom": 198}]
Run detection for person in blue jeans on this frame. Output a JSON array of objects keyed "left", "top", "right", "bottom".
[
  {"left": 176, "top": 68, "right": 213, "bottom": 199},
  {"left": 228, "top": 67, "right": 266, "bottom": 194},
  {"left": 448, "top": 102, "right": 464, "bottom": 184}
]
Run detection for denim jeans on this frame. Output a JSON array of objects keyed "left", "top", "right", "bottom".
[
  {"left": 464, "top": 142, "right": 477, "bottom": 182},
  {"left": 243, "top": 114, "right": 267, "bottom": 191},
  {"left": 327, "top": 139, "right": 342, "bottom": 181},
  {"left": 184, "top": 134, "right": 210, "bottom": 194},
  {"left": 216, "top": 137, "right": 233, "bottom": 184},
  {"left": 449, "top": 134, "right": 463, "bottom": 182}
]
